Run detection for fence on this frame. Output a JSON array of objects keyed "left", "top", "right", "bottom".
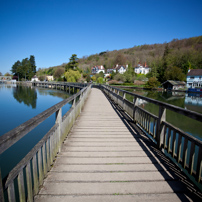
[
  {"left": 0, "top": 84, "right": 91, "bottom": 202},
  {"left": 102, "top": 85, "right": 202, "bottom": 184}
]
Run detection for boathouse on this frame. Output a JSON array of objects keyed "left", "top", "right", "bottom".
[{"left": 162, "top": 80, "right": 186, "bottom": 90}]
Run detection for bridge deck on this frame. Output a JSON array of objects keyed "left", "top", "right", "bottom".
[{"left": 35, "top": 88, "right": 201, "bottom": 201}]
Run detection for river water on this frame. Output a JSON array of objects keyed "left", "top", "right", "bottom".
[
  {"left": 0, "top": 85, "right": 202, "bottom": 180},
  {"left": 125, "top": 89, "right": 202, "bottom": 141},
  {"left": 0, "top": 84, "right": 72, "bottom": 179}
]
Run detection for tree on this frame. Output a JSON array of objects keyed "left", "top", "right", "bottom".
[
  {"left": 164, "top": 66, "right": 186, "bottom": 81},
  {"left": 66, "top": 54, "right": 79, "bottom": 70},
  {"left": 4, "top": 72, "right": 11, "bottom": 76},
  {"left": 114, "top": 54, "right": 126, "bottom": 65},
  {"left": 29, "top": 55, "right": 36, "bottom": 78},
  {"left": 86, "top": 75, "right": 91, "bottom": 82},
  {"left": 97, "top": 77, "right": 103, "bottom": 84},
  {"left": 64, "top": 70, "right": 81, "bottom": 82},
  {"left": 146, "top": 77, "right": 160, "bottom": 88},
  {"left": 53, "top": 67, "right": 65, "bottom": 79}
]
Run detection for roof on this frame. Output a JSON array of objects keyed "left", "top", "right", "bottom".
[
  {"left": 91, "top": 65, "right": 104, "bottom": 70},
  {"left": 115, "top": 65, "right": 127, "bottom": 70},
  {"left": 187, "top": 69, "right": 202, "bottom": 76},
  {"left": 162, "top": 80, "right": 186, "bottom": 86}
]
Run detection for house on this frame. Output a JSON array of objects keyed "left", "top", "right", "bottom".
[
  {"left": 162, "top": 80, "right": 186, "bottom": 90},
  {"left": 91, "top": 65, "right": 105, "bottom": 74},
  {"left": 31, "top": 75, "right": 39, "bottom": 82},
  {"left": 186, "top": 69, "right": 202, "bottom": 88},
  {"left": 115, "top": 64, "right": 128, "bottom": 74},
  {"left": 134, "top": 62, "right": 151, "bottom": 75},
  {"left": 46, "top": 75, "right": 54, "bottom": 81}
]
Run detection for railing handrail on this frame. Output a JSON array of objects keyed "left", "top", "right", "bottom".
[
  {"left": 0, "top": 83, "right": 91, "bottom": 202},
  {"left": 101, "top": 84, "right": 202, "bottom": 184},
  {"left": 105, "top": 85, "right": 202, "bottom": 122},
  {"left": 0, "top": 86, "right": 87, "bottom": 155}
]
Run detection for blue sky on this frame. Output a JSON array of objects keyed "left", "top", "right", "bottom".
[{"left": 0, "top": 0, "right": 202, "bottom": 74}]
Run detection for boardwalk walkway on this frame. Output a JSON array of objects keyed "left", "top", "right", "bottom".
[{"left": 35, "top": 88, "right": 201, "bottom": 202}]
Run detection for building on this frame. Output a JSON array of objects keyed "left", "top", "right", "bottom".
[
  {"left": 107, "top": 64, "right": 128, "bottom": 74},
  {"left": 134, "top": 62, "right": 151, "bottom": 75},
  {"left": 91, "top": 65, "right": 105, "bottom": 74},
  {"left": 162, "top": 80, "right": 186, "bottom": 90},
  {"left": 31, "top": 75, "right": 39, "bottom": 82},
  {"left": 115, "top": 64, "right": 128, "bottom": 74},
  {"left": 46, "top": 75, "right": 54, "bottom": 81},
  {"left": 186, "top": 69, "right": 202, "bottom": 88}
]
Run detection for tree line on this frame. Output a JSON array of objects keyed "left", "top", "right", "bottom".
[{"left": 11, "top": 55, "right": 36, "bottom": 81}]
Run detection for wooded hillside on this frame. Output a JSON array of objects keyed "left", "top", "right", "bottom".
[{"left": 38, "top": 35, "right": 202, "bottom": 83}]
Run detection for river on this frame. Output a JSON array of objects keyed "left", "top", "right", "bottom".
[
  {"left": 124, "top": 89, "right": 202, "bottom": 141},
  {"left": 0, "top": 84, "right": 72, "bottom": 179}
]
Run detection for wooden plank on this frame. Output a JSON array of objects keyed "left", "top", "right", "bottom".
[
  {"left": 7, "top": 181, "right": 16, "bottom": 202},
  {"left": 26, "top": 162, "right": 33, "bottom": 202},
  {"left": 189, "top": 142, "right": 195, "bottom": 175},
  {"left": 32, "top": 155, "right": 39, "bottom": 195},
  {"left": 17, "top": 170, "right": 25, "bottom": 202},
  {"left": 182, "top": 138, "right": 188, "bottom": 168}
]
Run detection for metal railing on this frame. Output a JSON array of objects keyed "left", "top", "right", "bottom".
[
  {"left": 102, "top": 85, "right": 202, "bottom": 184},
  {"left": 0, "top": 84, "right": 91, "bottom": 202}
]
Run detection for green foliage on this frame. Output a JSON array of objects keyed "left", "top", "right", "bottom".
[
  {"left": 65, "top": 54, "right": 79, "bottom": 70},
  {"left": 11, "top": 55, "right": 36, "bottom": 81},
  {"left": 91, "top": 75, "right": 96, "bottom": 81},
  {"left": 97, "top": 77, "right": 103, "bottom": 84},
  {"left": 53, "top": 67, "right": 65, "bottom": 79},
  {"left": 164, "top": 66, "right": 186, "bottom": 81},
  {"left": 114, "top": 73, "right": 126, "bottom": 82},
  {"left": 64, "top": 70, "right": 81, "bottom": 82},
  {"left": 146, "top": 77, "right": 160, "bottom": 88},
  {"left": 86, "top": 74, "right": 91, "bottom": 82}
]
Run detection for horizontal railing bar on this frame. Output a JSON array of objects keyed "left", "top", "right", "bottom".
[
  {"left": 162, "top": 121, "right": 202, "bottom": 147},
  {"left": 4, "top": 124, "right": 58, "bottom": 188},
  {"left": 105, "top": 86, "right": 202, "bottom": 122},
  {"left": 136, "top": 106, "right": 158, "bottom": 120},
  {"left": 0, "top": 87, "right": 87, "bottom": 154}
]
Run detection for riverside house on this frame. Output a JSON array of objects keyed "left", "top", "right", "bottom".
[
  {"left": 91, "top": 65, "right": 105, "bottom": 74},
  {"left": 134, "top": 62, "right": 151, "bottom": 75},
  {"left": 186, "top": 69, "right": 202, "bottom": 88}
]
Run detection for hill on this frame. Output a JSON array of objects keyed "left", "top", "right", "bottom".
[{"left": 37, "top": 35, "right": 202, "bottom": 83}]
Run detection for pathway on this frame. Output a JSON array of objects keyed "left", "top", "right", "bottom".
[{"left": 35, "top": 88, "right": 201, "bottom": 202}]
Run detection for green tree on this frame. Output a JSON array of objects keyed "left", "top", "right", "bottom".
[
  {"left": 86, "top": 74, "right": 91, "bottom": 82},
  {"left": 164, "top": 66, "right": 186, "bottom": 81},
  {"left": 29, "top": 55, "right": 36, "bottom": 78},
  {"left": 54, "top": 67, "right": 65, "bottom": 80},
  {"left": 97, "top": 77, "right": 103, "bottom": 84},
  {"left": 146, "top": 77, "right": 160, "bottom": 88},
  {"left": 66, "top": 54, "right": 79, "bottom": 70},
  {"left": 64, "top": 70, "right": 81, "bottom": 82}
]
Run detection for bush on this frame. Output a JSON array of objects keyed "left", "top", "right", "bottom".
[
  {"left": 146, "top": 77, "right": 160, "bottom": 89},
  {"left": 97, "top": 77, "right": 103, "bottom": 84}
]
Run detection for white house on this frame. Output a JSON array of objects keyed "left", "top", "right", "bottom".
[
  {"left": 134, "top": 62, "right": 151, "bottom": 75},
  {"left": 115, "top": 64, "right": 128, "bottom": 74},
  {"left": 31, "top": 75, "right": 39, "bottom": 82},
  {"left": 91, "top": 65, "right": 105, "bottom": 74},
  {"left": 186, "top": 69, "right": 202, "bottom": 88}
]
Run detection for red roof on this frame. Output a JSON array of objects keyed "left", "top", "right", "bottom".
[{"left": 187, "top": 69, "right": 202, "bottom": 76}]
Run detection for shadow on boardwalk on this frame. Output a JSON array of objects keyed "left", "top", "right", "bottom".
[
  {"left": 102, "top": 90, "right": 202, "bottom": 201},
  {"left": 35, "top": 88, "right": 202, "bottom": 202}
]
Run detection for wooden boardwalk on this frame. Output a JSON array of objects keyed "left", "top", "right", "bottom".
[{"left": 35, "top": 88, "right": 201, "bottom": 202}]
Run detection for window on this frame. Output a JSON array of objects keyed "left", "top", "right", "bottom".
[{"left": 190, "top": 77, "right": 194, "bottom": 79}]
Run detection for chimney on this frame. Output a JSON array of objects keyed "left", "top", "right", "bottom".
[{"left": 144, "top": 62, "right": 146, "bottom": 67}]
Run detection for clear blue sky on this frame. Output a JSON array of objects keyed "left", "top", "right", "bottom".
[{"left": 0, "top": 0, "right": 202, "bottom": 74}]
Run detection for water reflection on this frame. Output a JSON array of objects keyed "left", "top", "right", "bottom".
[
  {"left": 125, "top": 89, "right": 202, "bottom": 140},
  {"left": 13, "top": 86, "right": 37, "bottom": 108}
]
